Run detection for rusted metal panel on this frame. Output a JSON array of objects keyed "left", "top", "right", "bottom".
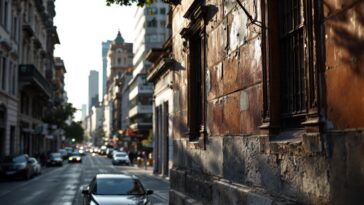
[
  {"left": 223, "top": 92, "right": 241, "bottom": 134},
  {"left": 207, "top": 19, "right": 227, "bottom": 68},
  {"left": 222, "top": 52, "right": 239, "bottom": 94},
  {"left": 224, "top": 0, "right": 236, "bottom": 16},
  {"left": 238, "top": 39, "right": 263, "bottom": 89},
  {"left": 206, "top": 0, "right": 224, "bottom": 34},
  {"left": 240, "top": 85, "right": 263, "bottom": 134},
  {"left": 326, "top": 67, "right": 364, "bottom": 129},
  {"left": 324, "top": 0, "right": 364, "bottom": 129},
  {"left": 207, "top": 99, "right": 224, "bottom": 136},
  {"left": 228, "top": 7, "right": 248, "bottom": 53},
  {"left": 207, "top": 63, "right": 224, "bottom": 100}
]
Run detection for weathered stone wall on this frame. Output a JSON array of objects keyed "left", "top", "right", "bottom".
[
  {"left": 326, "top": 130, "right": 364, "bottom": 204},
  {"left": 172, "top": 131, "right": 364, "bottom": 204}
]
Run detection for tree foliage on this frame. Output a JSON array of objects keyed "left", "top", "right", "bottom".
[
  {"left": 64, "top": 121, "right": 84, "bottom": 143},
  {"left": 43, "top": 103, "right": 76, "bottom": 129},
  {"left": 106, "top": 0, "right": 154, "bottom": 7}
]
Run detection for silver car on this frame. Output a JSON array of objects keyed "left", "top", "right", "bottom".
[
  {"left": 82, "top": 174, "right": 153, "bottom": 205},
  {"left": 112, "top": 152, "right": 130, "bottom": 166}
]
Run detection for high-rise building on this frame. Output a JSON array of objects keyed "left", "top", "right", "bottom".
[
  {"left": 81, "top": 104, "right": 87, "bottom": 121},
  {"left": 88, "top": 70, "right": 99, "bottom": 113},
  {"left": 130, "top": 3, "right": 170, "bottom": 137},
  {"left": 102, "top": 40, "right": 112, "bottom": 98}
]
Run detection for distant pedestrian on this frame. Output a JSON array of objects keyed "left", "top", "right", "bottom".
[
  {"left": 142, "top": 152, "right": 147, "bottom": 170},
  {"left": 40, "top": 153, "right": 47, "bottom": 167},
  {"left": 128, "top": 151, "right": 134, "bottom": 165}
]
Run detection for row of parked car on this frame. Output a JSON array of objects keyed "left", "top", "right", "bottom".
[
  {"left": 0, "top": 148, "right": 84, "bottom": 181},
  {"left": 0, "top": 154, "right": 42, "bottom": 180}
]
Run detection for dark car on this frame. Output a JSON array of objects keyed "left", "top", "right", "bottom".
[
  {"left": 68, "top": 152, "right": 82, "bottom": 163},
  {"left": 0, "top": 154, "right": 33, "bottom": 180},
  {"left": 58, "top": 149, "right": 68, "bottom": 160},
  {"left": 47, "top": 153, "right": 63, "bottom": 166},
  {"left": 82, "top": 174, "right": 153, "bottom": 205}
]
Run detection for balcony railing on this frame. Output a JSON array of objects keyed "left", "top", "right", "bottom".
[
  {"left": 19, "top": 64, "right": 51, "bottom": 97},
  {"left": 129, "top": 84, "right": 153, "bottom": 100},
  {"left": 129, "top": 105, "right": 153, "bottom": 117}
]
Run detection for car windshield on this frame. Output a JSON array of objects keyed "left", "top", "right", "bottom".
[
  {"left": 116, "top": 153, "right": 127, "bottom": 157},
  {"left": 3, "top": 155, "right": 26, "bottom": 163},
  {"left": 51, "top": 153, "right": 61, "bottom": 158},
  {"left": 94, "top": 178, "right": 145, "bottom": 195},
  {"left": 71, "top": 153, "right": 80, "bottom": 156}
]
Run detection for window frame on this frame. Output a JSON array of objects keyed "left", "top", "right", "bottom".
[
  {"left": 180, "top": 0, "right": 207, "bottom": 142},
  {"left": 261, "top": 0, "right": 322, "bottom": 134}
]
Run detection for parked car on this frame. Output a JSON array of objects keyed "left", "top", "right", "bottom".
[
  {"left": 68, "top": 152, "right": 82, "bottom": 163},
  {"left": 107, "top": 148, "right": 115, "bottom": 159},
  {"left": 0, "top": 154, "right": 33, "bottom": 180},
  {"left": 112, "top": 152, "right": 130, "bottom": 165},
  {"left": 99, "top": 145, "right": 107, "bottom": 155},
  {"left": 47, "top": 153, "right": 63, "bottom": 166},
  {"left": 64, "top": 147, "right": 73, "bottom": 156},
  {"left": 58, "top": 149, "right": 68, "bottom": 160},
  {"left": 82, "top": 173, "right": 153, "bottom": 205},
  {"left": 28, "top": 157, "right": 41, "bottom": 176}
]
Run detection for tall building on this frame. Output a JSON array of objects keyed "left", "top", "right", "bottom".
[
  {"left": 102, "top": 40, "right": 112, "bottom": 98},
  {"left": 0, "top": 0, "right": 21, "bottom": 157},
  {"left": 0, "top": 0, "right": 60, "bottom": 157},
  {"left": 81, "top": 104, "right": 87, "bottom": 121},
  {"left": 103, "top": 31, "right": 133, "bottom": 143},
  {"left": 53, "top": 57, "right": 67, "bottom": 106},
  {"left": 130, "top": 3, "right": 170, "bottom": 138},
  {"left": 88, "top": 70, "right": 99, "bottom": 113}
]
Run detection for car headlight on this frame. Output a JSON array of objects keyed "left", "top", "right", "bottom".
[
  {"left": 68, "top": 157, "right": 72, "bottom": 160},
  {"left": 77, "top": 157, "right": 81, "bottom": 160}
]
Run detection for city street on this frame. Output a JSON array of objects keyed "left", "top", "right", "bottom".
[{"left": 0, "top": 154, "right": 169, "bottom": 205}]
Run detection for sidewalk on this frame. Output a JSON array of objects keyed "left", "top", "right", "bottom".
[{"left": 129, "top": 164, "right": 170, "bottom": 183}]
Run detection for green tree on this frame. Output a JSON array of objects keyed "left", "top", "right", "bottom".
[
  {"left": 106, "top": 0, "right": 153, "bottom": 6},
  {"left": 64, "top": 121, "right": 84, "bottom": 143},
  {"left": 43, "top": 103, "right": 76, "bottom": 129}
]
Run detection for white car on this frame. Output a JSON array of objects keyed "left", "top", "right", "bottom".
[
  {"left": 112, "top": 152, "right": 130, "bottom": 165},
  {"left": 29, "top": 157, "right": 41, "bottom": 176}
]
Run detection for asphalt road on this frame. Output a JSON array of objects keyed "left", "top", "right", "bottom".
[{"left": 0, "top": 154, "right": 169, "bottom": 205}]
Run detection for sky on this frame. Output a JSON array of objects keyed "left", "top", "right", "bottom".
[{"left": 54, "top": 0, "right": 136, "bottom": 121}]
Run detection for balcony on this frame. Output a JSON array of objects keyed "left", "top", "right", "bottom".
[
  {"left": 19, "top": 64, "right": 52, "bottom": 97},
  {"left": 22, "top": 18, "right": 35, "bottom": 37},
  {"left": 129, "top": 105, "right": 153, "bottom": 118},
  {"left": 129, "top": 84, "right": 153, "bottom": 100},
  {"left": 130, "top": 122, "right": 152, "bottom": 130}
]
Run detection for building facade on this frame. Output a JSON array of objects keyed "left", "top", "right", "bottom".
[
  {"left": 88, "top": 70, "right": 99, "bottom": 113},
  {"left": 103, "top": 31, "right": 133, "bottom": 147},
  {"left": 17, "top": 0, "right": 59, "bottom": 156},
  {"left": 130, "top": 2, "right": 170, "bottom": 139},
  {"left": 102, "top": 40, "right": 112, "bottom": 98},
  {"left": 53, "top": 57, "right": 67, "bottom": 106},
  {"left": 0, "top": 0, "right": 21, "bottom": 157},
  {"left": 90, "top": 105, "right": 103, "bottom": 146},
  {"left": 169, "top": 0, "right": 364, "bottom": 204},
  {"left": 147, "top": 37, "right": 174, "bottom": 177}
]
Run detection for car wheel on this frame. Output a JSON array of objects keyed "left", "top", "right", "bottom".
[{"left": 24, "top": 170, "right": 31, "bottom": 180}]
